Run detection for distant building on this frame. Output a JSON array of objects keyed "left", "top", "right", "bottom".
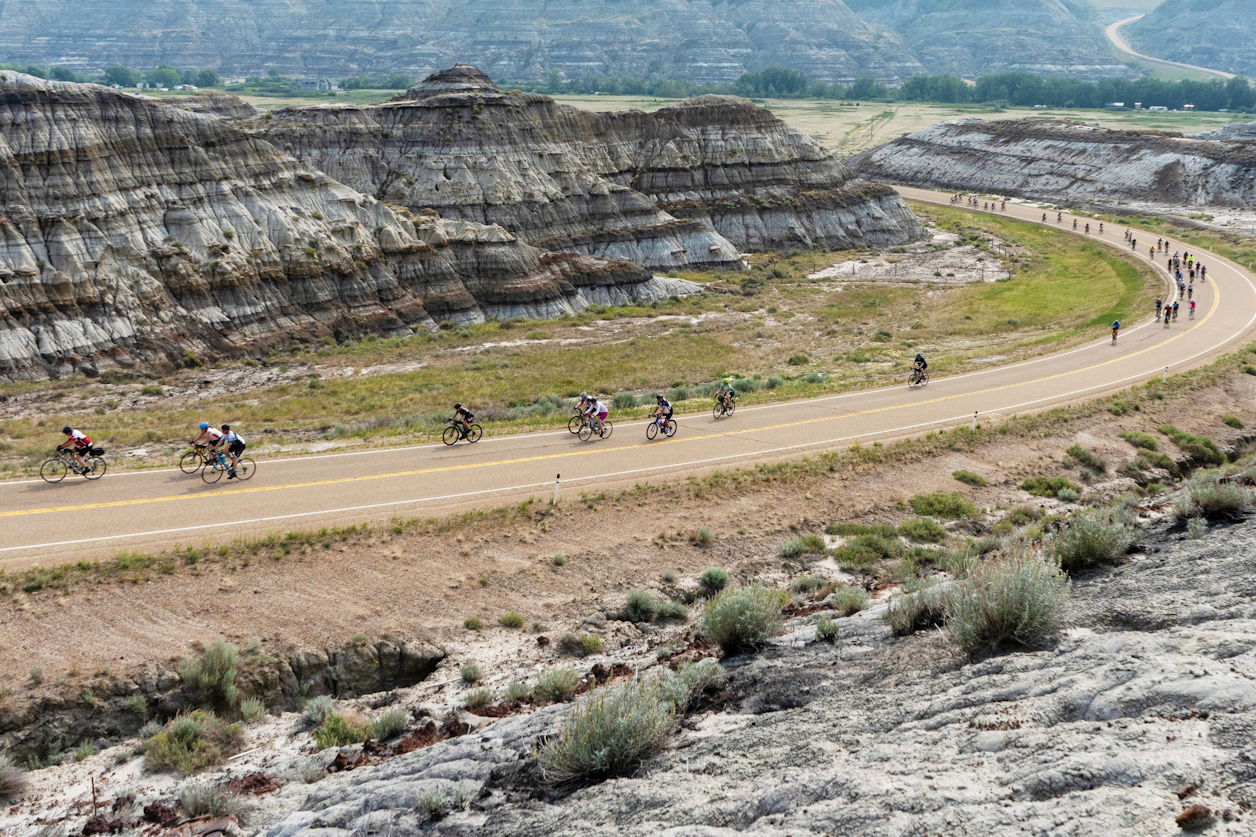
[
  {"left": 292, "top": 77, "right": 340, "bottom": 92},
  {"left": 1148, "top": 106, "right": 1169, "bottom": 112},
  {"left": 1183, "top": 104, "right": 1195, "bottom": 111},
  {"left": 1104, "top": 102, "right": 1125, "bottom": 109}
]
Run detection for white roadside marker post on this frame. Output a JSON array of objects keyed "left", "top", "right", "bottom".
[{"left": 552, "top": 473, "right": 561, "bottom": 506}]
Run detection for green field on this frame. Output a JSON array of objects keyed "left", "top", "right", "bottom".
[{"left": 0, "top": 208, "right": 1158, "bottom": 474}]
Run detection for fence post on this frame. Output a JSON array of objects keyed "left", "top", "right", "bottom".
[
  {"left": 1163, "top": 367, "right": 1168, "bottom": 383},
  {"left": 972, "top": 411, "right": 978, "bottom": 431}
]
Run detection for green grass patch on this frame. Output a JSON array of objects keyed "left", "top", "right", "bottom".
[
  {"left": 1119, "top": 431, "right": 1158, "bottom": 450},
  {"left": 1020, "top": 476, "right": 1082, "bottom": 498},
  {"left": 898, "top": 517, "right": 948, "bottom": 544},
  {"left": 1158, "top": 424, "right": 1224, "bottom": 465},
  {"left": 951, "top": 469, "right": 987, "bottom": 487},
  {"left": 909, "top": 492, "right": 976, "bottom": 519}
]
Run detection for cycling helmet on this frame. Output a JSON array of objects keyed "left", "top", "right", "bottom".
[
  {"left": 221, "top": 424, "right": 230, "bottom": 431},
  {"left": 61, "top": 426, "right": 72, "bottom": 434},
  {"left": 199, "top": 422, "right": 209, "bottom": 430},
  {"left": 580, "top": 391, "right": 588, "bottom": 399},
  {"left": 454, "top": 403, "right": 462, "bottom": 410}
]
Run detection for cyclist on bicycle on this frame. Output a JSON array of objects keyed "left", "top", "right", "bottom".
[
  {"left": 652, "top": 394, "right": 673, "bottom": 430},
  {"left": 58, "top": 426, "right": 92, "bottom": 471},
  {"left": 716, "top": 378, "right": 735, "bottom": 408},
  {"left": 1154, "top": 297, "right": 1162, "bottom": 317},
  {"left": 191, "top": 421, "right": 224, "bottom": 453},
  {"left": 221, "top": 425, "right": 246, "bottom": 478},
  {"left": 912, "top": 353, "right": 928, "bottom": 383},
  {"left": 1099, "top": 222, "right": 1104, "bottom": 233},
  {"left": 585, "top": 396, "right": 608, "bottom": 434},
  {"left": 453, "top": 403, "right": 475, "bottom": 438},
  {"left": 1189, "top": 299, "right": 1197, "bottom": 318},
  {"left": 1111, "top": 320, "right": 1120, "bottom": 341}
]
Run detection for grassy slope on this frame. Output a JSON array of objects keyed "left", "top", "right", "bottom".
[{"left": 0, "top": 208, "right": 1156, "bottom": 473}]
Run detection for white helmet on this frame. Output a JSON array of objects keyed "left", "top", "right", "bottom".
[{"left": 580, "top": 391, "right": 588, "bottom": 399}]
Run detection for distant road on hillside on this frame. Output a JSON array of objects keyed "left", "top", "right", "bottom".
[{"left": 1106, "top": 15, "right": 1235, "bottom": 81}]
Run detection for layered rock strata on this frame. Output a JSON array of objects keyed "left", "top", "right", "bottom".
[
  {"left": 0, "top": 74, "right": 681, "bottom": 382},
  {"left": 252, "top": 67, "right": 923, "bottom": 269},
  {"left": 854, "top": 119, "right": 1256, "bottom": 208}
]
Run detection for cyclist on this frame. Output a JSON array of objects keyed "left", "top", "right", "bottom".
[
  {"left": 585, "top": 396, "right": 609, "bottom": 435},
  {"left": 1099, "top": 222, "right": 1104, "bottom": 233},
  {"left": 1001, "top": 201, "right": 1006, "bottom": 211},
  {"left": 1172, "top": 300, "right": 1180, "bottom": 321},
  {"left": 221, "top": 425, "right": 246, "bottom": 479},
  {"left": 1200, "top": 264, "right": 1207, "bottom": 282},
  {"left": 1154, "top": 297, "right": 1163, "bottom": 318},
  {"left": 1073, "top": 219, "right": 1077, "bottom": 230},
  {"left": 716, "top": 378, "right": 736, "bottom": 409},
  {"left": 1042, "top": 213, "right": 1047, "bottom": 222},
  {"left": 1188, "top": 283, "right": 1193, "bottom": 301},
  {"left": 191, "top": 421, "right": 224, "bottom": 453},
  {"left": 1057, "top": 212, "right": 1062, "bottom": 223},
  {"left": 1111, "top": 320, "right": 1120, "bottom": 342},
  {"left": 453, "top": 403, "right": 475, "bottom": 438},
  {"left": 1085, "top": 222, "right": 1090, "bottom": 234},
  {"left": 58, "top": 426, "right": 92, "bottom": 471},
  {"left": 912, "top": 352, "right": 928, "bottom": 383},
  {"left": 1164, "top": 306, "right": 1172, "bottom": 327},
  {"left": 1189, "top": 299, "right": 1197, "bottom": 319},
  {"left": 652, "top": 394, "right": 674, "bottom": 433}
]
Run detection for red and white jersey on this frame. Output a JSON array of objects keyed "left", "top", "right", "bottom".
[
  {"left": 68, "top": 429, "right": 91, "bottom": 448},
  {"left": 204, "top": 427, "right": 224, "bottom": 443}
]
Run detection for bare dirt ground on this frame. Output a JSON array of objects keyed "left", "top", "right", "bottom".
[{"left": 4, "top": 362, "right": 1251, "bottom": 700}]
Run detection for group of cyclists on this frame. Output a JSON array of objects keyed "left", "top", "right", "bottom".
[{"left": 189, "top": 422, "right": 248, "bottom": 478}]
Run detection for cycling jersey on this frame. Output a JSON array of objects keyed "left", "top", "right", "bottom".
[
  {"left": 592, "top": 400, "right": 608, "bottom": 418},
  {"left": 204, "top": 427, "right": 224, "bottom": 445},
  {"left": 914, "top": 356, "right": 928, "bottom": 369},
  {"left": 657, "top": 399, "right": 673, "bottom": 416},
  {"left": 455, "top": 407, "right": 475, "bottom": 422},
  {"left": 67, "top": 429, "right": 91, "bottom": 448}
]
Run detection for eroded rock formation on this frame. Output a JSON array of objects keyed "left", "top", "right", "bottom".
[
  {"left": 854, "top": 119, "right": 1256, "bottom": 208},
  {"left": 0, "top": 73, "right": 682, "bottom": 382},
  {"left": 252, "top": 67, "right": 923, "bottom": 269}
]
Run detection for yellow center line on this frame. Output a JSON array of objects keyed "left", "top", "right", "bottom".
[{"left": 0, "top": 200, "right": 1224, "bottom": 521}]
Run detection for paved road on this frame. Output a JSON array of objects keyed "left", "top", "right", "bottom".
[
  {"left": 1106, "top": 15, "right": 1235, "bottom": 81},
  {"left": 3, "top": 188, "right": 1254, "bottom": 567}
]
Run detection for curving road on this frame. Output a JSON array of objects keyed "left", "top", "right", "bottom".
[
  {"left": 1106, "top": 15, "right": 1235, "bottom": 81},
  {"left": 3, "top": 187, "right": 1255, "bottom": 568}
]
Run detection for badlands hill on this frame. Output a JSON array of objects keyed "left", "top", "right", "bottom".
[
  {"left": 0, "top": 0, "right": 1126, "bottom": 83},
  {"left": 251, "top": 66, "right": 924, "bottom": 270},
  {"left": 1126, "top": 0, "right": 1256, "bottom": 79},
  {"left": 852, "top": 119, "right": 1256, "bottom": 209}
]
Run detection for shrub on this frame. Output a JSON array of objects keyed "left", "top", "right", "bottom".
[
  {"left": 622, "top": 589, "right": 658, "bottom": 623},
  {"left": 498, "top": 612, "right": 525, "bottom": 629},
  {"left": 1067, "top": 445, "right": 1107, "bottom": 473},
  {"left": 580, "top": 634, "right": 603, "bottom": 655},
  {"left": 371, "top": 708, "right": 407, "bottom": 739},
  {"left": 909, "top": 492, "right": 975, "bottom": 519},
  {"left": 1056, "top": 487, "right": 1080, "bottom": 503},
  {"left": 777, "top": 533, "right": 826, "bottom": 558},
  {"left": 1159, "top": 425, "right": 1225, "bottom": 465},
  {"left": 655, "top": 599, "right": 688, "bottom": 621},
  {"left": 1223, "top": 415, "right": 1244, "bottom": 429},
  {"left": 694, "top": 526, "right": 714, "bottom": 546},
  {"left": 815, "top": 615, "right": 839, "bottom": 642},
  {"left": 177, "top": 783, "right": 242, "bottom": 819},
  {"left": 1108, "top": 400, "right": 1129, "bottom": 416},
  {"left": 177, "top": 639, "right": 239, "bottom": 711},
  {"left": 899, "top": 517, "right": 947, "bottom": 544},
  {"left": 303, "top": 695, "right": 335, "bottom": 725},
  {"left": 612, "top": 392, "right": 639, "bottom": 409},
  {"left": 1020, "top": 476, "right": 1082, "bottom": 498},
  {"left": 28, "top": 668, "right": 42, "bottom": 687},
  {"left": 701, "top": 585, "right": 784, "bottom": 655},
  {"left": 660, "top": 659, "right": 727, "bottom": 712},
  {"left": 884, "top": 584, "right": 946, "bottom": 637},
  {"left": 313, "top": 713, "right": 372, "bottom": 749},
  {"left": 539, "top": 679, "right": 675, "bottom": 781},
  {"left": 145, "top": 711, "right": 243, "bottom": 774},
  {"left": 787, "top": 354, "right": 810, "bottom": 366},
  {"left": 873, "top": 329, "right": 893, "bottom": 342},
  {"left": 460, "top": 664, "right": 481, "bottom": 684},
  {"left": 504, "top": 681, "right": 530, "bottom": 702},
  {"left": 463, "top": 689, "right": 493, "bottom": 709},
  {"left": 1187, "top": 517, "right": 1208, "bottom": 539},
  {"left": 791, "top": 575, "right": 824, "bottom": 594},
  {"left": 1174, "top": 470, "right": 1249, "bottom": 520},
  {"left": 830, "top": 584, "right": 870, "bottom": 616},
  {"left": 700, "top": 568, "right": 729, "bottom": 596},
  {"left": 943, "top": 552, "right": 1070, "bottom": 656},
  {"left": 418, "top": 789, "right": 449, "bottom": 822},
  {"left": 559, "top": 632, "right": 603, "bottom": 656},
  {"left": 1006, "top": 506, "right": 1043, "bottom": 527},
  {"left": 552, "top": 554, "right": 567, "bottom": 567},
  {"left": 667, "top": 386, "right": 692, "bottom": 403},
  {"left": 826, "top": 521, "right": 900, "bottom": 538},
  {"left": 533, "top": 667, "right": 580, "bottom": 704},
  {"left": 831, "top": 542, "right": 882, "bottom": 568},
  {"left": 1120, "top": 431, "right": 1158, "bottom": 451},
  {"left": 951, "top": 469, "right": 987, "bottom": 487},
  {"left": 1047, "top": 507, "right": 1141, "bottom": 573},
  {"left": 463, "top": 616, "right": 484, "bottom": 630},
  {"left": 0, "top": 754, "right": 26, "bottom": 802},
  {"left": 239, "top": 697, "right": 267, "bottom": 723}
]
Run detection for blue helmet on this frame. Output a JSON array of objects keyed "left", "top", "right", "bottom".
[{"left": 199, "top": 422, "right": 209, "bottom": 430}]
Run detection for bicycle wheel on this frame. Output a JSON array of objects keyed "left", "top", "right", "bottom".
[
  {"left": 82, "top": 456, "right": 107, "bottom": 480},
  {"left": 202, "top": 461, "right": 225, "bottom": 484},
  {"left": 600, "top": 420, "right": 613, "bottom": 439},
  {"left": 442, "top": 426, "right": 460, "bottom": 446},
  {"left": 578, "top": 422, "right": 594, "bottom": 441},
  {"left": 179, "top": 450, "right": 204, "bottom": 474},
  {"left": 40, "top": 458, "right": 67, "bottom": 484},
  {"left": 663, "top": 420, "right": 677, "bottom": 438},
  {"left": 646, "top": 421, "right": 659, "bottom": 440},
  {"left": 727, "top": 399, "right": 736, "bottom": 416},
  {"left": 467, "top": 424, "right": 483, "bottom": 443},
  {"left": 713, "top": 403, "right": 724, "bottom": 420},
  {"left": 235, "top": 458, "right": 256, "bottom": 481},
  {"left": 919, "top": 371, "right": 930, "bottom": 387},
  {"left": 568, "top": 415, "right": 584, "bottom": 434}
]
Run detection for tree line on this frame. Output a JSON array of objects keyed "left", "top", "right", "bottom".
[
  {"left": 0, "top": 63, "right": 220, "bottom": 89},
  {"left": 515, "top": 68, "right": 1256, "bottom": 112}
]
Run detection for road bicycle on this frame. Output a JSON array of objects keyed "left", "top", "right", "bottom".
[
  {"left": 41, "top": 447, "right": 107, "bottom": 483},
  {"left": 568, "top": 406, "right": 587, "bottom": 435},
  {"left": 202, "top": 448, "right": 255, "bottom": 484},
  {"left": 713, "top": 396, "right": 736, "bottom": 419},
  {"left": 908, "top": 368, "right": 930, "bottom": 389},
  {"left": 646, "top": 415, "right": 677, "bottom": 440},
  {"left": 577, "top": 415, "right": 613, "bottom": 441},
  {"left": 442, "top": 418, "right": 483, "bottom": 446},
  {"left": 179, "top": 444, "right": 213, "bottom": 474}
]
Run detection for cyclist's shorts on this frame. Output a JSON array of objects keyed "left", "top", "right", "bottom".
[
  {"left": 228, "top": 440, "right": 246, "bottom": 456},
  {"left": 597, "top": 411, "right": 608, "bottom": 421},
  {"left": 662, "top": 409, "right": 674, "bottom": 419}
]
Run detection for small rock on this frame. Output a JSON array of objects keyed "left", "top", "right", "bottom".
[
  {"left": 143, "top": 802, "right": 179, "bottom": 826},
  {"left": 1177, "top": 805, "right": 1213, "bottom": 830},
  {"left": 80, "top": 815, "right": 112, "bottom": 835},
  {"left": 536, "top": 635, "right": 550, "bottom": 647},
  {"left": 1176, "top": 784, "right": 1199, "bottom": 799}
]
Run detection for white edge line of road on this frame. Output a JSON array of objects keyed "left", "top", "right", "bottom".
[
  {"left": 8, "top": 279, "right": 1255, "bottom": 559},
  {"left": 0, "top": 207, "right": 1186, "bottom": 487}
]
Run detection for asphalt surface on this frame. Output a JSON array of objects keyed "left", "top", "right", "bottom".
[
  {"left": 2, "top": 187, "right": 1253, "bottom": 567},
  {"left": 1106, "top": 15, "right": 1235, "bottom": 81}
]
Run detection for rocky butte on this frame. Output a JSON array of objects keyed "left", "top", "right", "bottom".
[
  {"left": 0, "top": 72, "right": 684, "bottom": 382},
  {"left": 250, "top": 66, "right": 924, "bottom": 271},
  {"left": 852, "top": 118, "right": 1256, "bottom": 209}
]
